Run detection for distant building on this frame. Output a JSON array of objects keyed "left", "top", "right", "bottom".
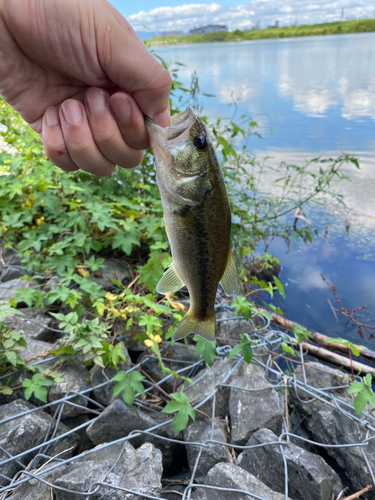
[
  {"left": 189, "top": 24, "right": 227, "bottom": 35},
  {"left": 159, "top": 30, "right": 183, "bottom": 37}
]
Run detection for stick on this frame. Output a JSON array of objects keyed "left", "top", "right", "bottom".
[
  {"left": 344, "top": 484, "right": 372, "bottom": 499},
  {"left": 259, "top": 308, "right": 375, "bottom": 363},
  {"left": 289, "top": 338, "right": 375, "bottom": 378}
]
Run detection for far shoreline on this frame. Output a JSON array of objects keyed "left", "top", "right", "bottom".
[{"left": 145, "top": 18, "right": 375, "bottom": 46}]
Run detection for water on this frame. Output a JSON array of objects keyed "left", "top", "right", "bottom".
[{"left": 154, "top": 33, "right": 375, "bottom": 347}]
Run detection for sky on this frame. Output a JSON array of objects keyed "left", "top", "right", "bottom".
[{"left": 111, "top": 0, "right": 375, "bottom": 33}]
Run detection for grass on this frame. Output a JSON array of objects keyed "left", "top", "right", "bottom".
[{"left": 148, "top": 18, "right": 375, "bottom": 46}]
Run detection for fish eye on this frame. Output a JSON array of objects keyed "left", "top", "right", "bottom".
[{"left": 194, "top": 134, "right": 207, "bottom": 150}]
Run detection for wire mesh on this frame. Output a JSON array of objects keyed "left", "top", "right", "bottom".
[{"left": 0, "top": 304, "right": 374, "bottom": 500}]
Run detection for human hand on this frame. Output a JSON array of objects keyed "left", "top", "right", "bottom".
[{"left": 0, "top": 0, "right": 171, "bottom": 175}]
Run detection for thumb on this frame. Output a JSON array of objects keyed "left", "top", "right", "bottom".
[{"left": 95, "top": 3, "right": 171, "bottom": 127}]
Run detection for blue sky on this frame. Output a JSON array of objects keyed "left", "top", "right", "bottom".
[{"left": 111, "top": 0, "right": 374, "bottom": 33}]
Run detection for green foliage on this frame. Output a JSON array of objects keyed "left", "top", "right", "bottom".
[
  {"left": 194, "top": 336, "right": 216, "bottom": 366},
  {"left": 0, "top": 304, "right": 27, "bottom": 372},
  {"left": 228, "top": 333, "right": 258, "bottom": 364},
  {"left": 348, "top": 374, "right": 375, "bottom": 415},
  {"left": 22, "top": 372, "right": 53, "bottom": 403},
  {"left": 325, "top": 337, "right": 366, "bottom": 357},
  {"left": 292, "top": 325, "right": 312, "bottom": 343},
  {"left": 149, "top": 19, "right": 375, "bottom": 45},
  {"left": 112, "top": 370, "right": 146, "bottom": 407},
  {"left": 51, "top": 312, "right": 111, "bottom": 367},
  {"left": 161, "top": 392, "right": 196, "bottom": 435}
]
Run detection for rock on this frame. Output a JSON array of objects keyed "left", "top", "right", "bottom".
[
  {"left": 0, "top": 265, "right": 34, "bottom": 282},
  {"left": 290, "top": 362, "right": 351, "bottom": 417},
  {"left": 6, "top": 464, "right": 68, "bottom": 500},
  {"left": 0, "top": 399, "right": 78, "bottom": 483},
  {"left": 180, "top": 358, "right": 238, "bottom": 420},
  {"left": 137, "top": 343, "right": 200, "bottom": 393},
  {"left": 18, "top": 338, "right": 54, "bottom": 362},
  {"left": 191, "top": 462, "right": 294, "bottom": 499},
  {"left": 216, "top": 312, "right": 254, "bottom": 347},
  {"left": 5, "top": 308, "right": 54, "bottom": 341},
  {"left": 48, "top": 364, "right": 91, "bottom": 418},
  {"left": 237, "top": 428, "right": 342, "bottom": 500},
  {"left": 89, "top": 258, "right": 132, "bottom": 290},
  {"left": 54, "top": 441, "right": 162, "bottom": 500},
  {"left": 162, "top": 469, "right": 191, "bottom": 500},
  {"left": 307, "top": 406, "right": 375, "bottom": 495},
  {"left": 184, "top": 420, "right": 233, "bottom": 477},
  {"left": 90, "top": 342, "right": 131, "bottom": 406},
  {"left": 61, "top": 415, "right": 94, "bottom": 453},
  {"left": 43, "top": 275, "right": 61, "bottom": 294},
  {"left": 0, "top": 278, "right": 39, "bottom": 303},
  {"left": 0, "top": 241, "right": 21, "bottom": 267},
  {"left": 86, "top": 399, "right": 185, "bottom": 474},
  {"left": 229, "top": 374, "right": 284, "bottom": 445}
]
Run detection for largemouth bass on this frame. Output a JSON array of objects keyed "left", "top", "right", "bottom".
[{"left": 145, "top": 107, "right": 237, "bottom": 342}]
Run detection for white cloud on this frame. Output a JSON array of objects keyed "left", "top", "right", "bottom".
[{"left": 129, "top": 0, "right": 375, "bottom": 32}]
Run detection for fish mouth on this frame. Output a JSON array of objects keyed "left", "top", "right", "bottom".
[{"left": 145, "top": 106, "right": 196, "bottom": 148}]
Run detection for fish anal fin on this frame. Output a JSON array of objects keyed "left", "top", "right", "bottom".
[
  {"left": 220, "top": 250, "right": 238, "bottom": 296},
  {"left": 156, "top": 263, "right": 184, "bottom": 294},
  {"left": 173, "top": 311, "right": 216, "bottom": 342}
]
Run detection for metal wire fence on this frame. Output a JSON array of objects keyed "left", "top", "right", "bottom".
[{"left": 0, "top": 305, "right": 374, "bottom": 500}]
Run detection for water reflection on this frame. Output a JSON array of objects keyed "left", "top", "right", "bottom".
[{"left": 154, "top": 34, "right": 375, "bottom": 341}]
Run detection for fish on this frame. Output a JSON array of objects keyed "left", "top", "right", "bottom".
[{"left": 145, "top": 107, "right": 237, "bottom": 342}]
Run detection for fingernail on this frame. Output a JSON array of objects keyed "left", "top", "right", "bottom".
[
  {"left": 61, "top": 100, "right": 83, "bottom": 125},
  {"left": 45, "top": 107, "right": 59, "bottom": 126},
  {"left": 154, "top": 107, "right": 171, "bottom": 128},
  {"left": 86, "top": 88, "right": 107, "bottom": 114},
  {"left": 111, "top": 94, "right": 132, "bottom": 123}
]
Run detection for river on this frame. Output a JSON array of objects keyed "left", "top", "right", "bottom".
[{"left": 154, "top": 32, "right": 375, "bottom": 347}]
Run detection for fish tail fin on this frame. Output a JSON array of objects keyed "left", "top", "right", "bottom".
[{"left": 173, "top": 310, "right": 216, "bottom": 342}]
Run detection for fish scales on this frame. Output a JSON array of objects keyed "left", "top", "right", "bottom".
[{"left": 145, "top": 107, "right": 237, "bottom": 342}]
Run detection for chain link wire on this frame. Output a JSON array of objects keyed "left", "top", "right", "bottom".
[{"left": 0, "top": 310, "right": 374, "bottom": 500}]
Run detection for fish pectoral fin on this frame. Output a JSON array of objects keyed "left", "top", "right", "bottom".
[
  {"left": 173, "top": 311, "right": 216, "bottom": 342},
  {"left": 156, "top": 263, "right": 185, "bottom": 294},
  {"left": 220, "top": 250, "right": 238, "bottom": 296}
]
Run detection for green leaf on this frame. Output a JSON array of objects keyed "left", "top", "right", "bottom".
[
  {"left": 112, "top": 370, "right": 145, "bottom": 406},
  {"left": 194, "top": 336, "right": 216, "bottom": 366},
  {"left": 281, "top": 341, "right": 296, "bottom": 356},
  {"left": 161, "top": 392, "right": 196, "bottom": 435},
  {"left": 354, "top": 391, "right": 368, "bottom": 415}
]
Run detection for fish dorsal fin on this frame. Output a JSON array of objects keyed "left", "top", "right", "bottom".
[
  {"left": 156, "top": 263, "right": 185, "bottom": 294},
  {"left": 220, "top": 250, "right": 238, "bottom": 296}
]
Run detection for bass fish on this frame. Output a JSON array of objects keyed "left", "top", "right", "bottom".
[{"left": 145, "top": 107, "right": 237, "bottom": 342}]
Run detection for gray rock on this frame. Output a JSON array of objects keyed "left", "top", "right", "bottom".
[
  {"left": 0, "top": 265, "right": 34, "bottom": 282},
  {"left": 191, "top": 462, "right": 294, "bottom": 500},
  {"left": 7, "top": 464, "right": 68, "bottom": 500},
  {"left": 0, "top": 399, "right": 78, "bottom": 483},
  {"left": 180, "top": 358, "right": 238, "bottom": 420},
  {"left": 216, "top": 312, "right": 254, "bottom": 347},
  {"left": 90, "top": 342, "right": 131, "bottom": 406},
  {"left": 290, "top": 361, "right": 352, "bottom": 417},
  {"left": 229, "top": 374, "right": 284, "bottom": 445},
  {"left": 18, "top": 339, "right": 54, "bottom": 362},
  {"left": 54, "top": 441, "right": 162, "bottom": 500},
  {"left": 43, "top": 275, "right": 60, "bottom": 293},
  {"left": 0, "top": 242, "right": 21, "bottom": 267},
  {"left": 86, "top": 399, "right": 185, "bottom": 473},
  {"left": 61, "top": 415, "right": 94, "bottom": 453},
  {"left": 307, "top": 406, "right": 375, "bottom": 495},
  {"left": 48, "top": 364, "right": 91, "bottom": 418},
  {"left": 0, "top": 278, "right": 39, "bottom": 303},
  {"left": 89, "top": 258, "right": 132, "bottom": 290},
  {"left": 237, "top": 428, "right": 342, "bottom": 500},
  {"left": 184, "top": 420, "right": 233, "bottom": 477},
  {"left": 137, "top": 343, "right": 200, "bottom": 393},
  {"left": 5, "top": 308, "right": 54, "bottom": 342}
]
